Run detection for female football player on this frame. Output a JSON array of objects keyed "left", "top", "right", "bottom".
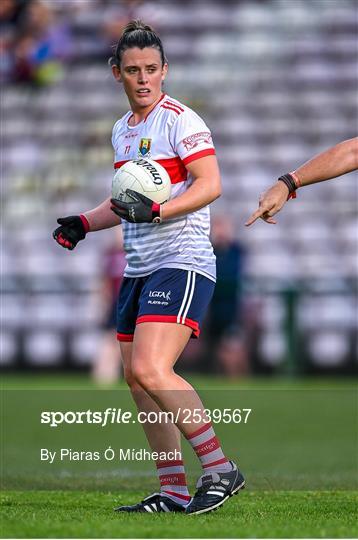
[
  {"left": 246, "top": 137, "right": 358, "bottom": 226},
  {"left": 53, "top": 20, "right": 245, "bottom": 514}
]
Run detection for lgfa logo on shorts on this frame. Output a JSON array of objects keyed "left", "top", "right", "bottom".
[
  {"left": 138, "top": 138, "right": 152, "bottom": 157},
  {"left": 148, "top": 290, "right": 171, "bottom": 306},
  {"left": 149, "top": 290, "right": 171, "bottom": 301}
]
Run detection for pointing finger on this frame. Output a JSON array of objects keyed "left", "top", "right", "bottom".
[{"left": 245, "top": 208, "right": 265, "bottom": 226}]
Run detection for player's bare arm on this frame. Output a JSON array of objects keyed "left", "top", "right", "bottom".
[
  {"left": 53, "top": 196, "right": 121, "bottom": 250},
  {"left": 292, "top": 137, "right": 358, "bottom": 187},
  {"left": 161, "top": 155, "right": 221, "bottom": 220},
  {"left": 246, "top": 137, "right": 358, "bottom": 226},
  {"left": 83, "top": 196, "right": 121, "bottom": 231}
]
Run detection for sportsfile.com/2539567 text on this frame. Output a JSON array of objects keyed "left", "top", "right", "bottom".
[{"left": 40, "top": 408, "right": 252, "bottom": 428}]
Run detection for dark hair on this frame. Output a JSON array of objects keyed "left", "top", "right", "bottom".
[{"left": 109, "top": 20, "right": 167, "bottom": 68}]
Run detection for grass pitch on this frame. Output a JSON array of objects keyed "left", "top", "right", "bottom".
[
  {"left": 1, "top": 374, "right": 357, "bottom": 538},
  {"left": 1, "top": 490, "right": 357, "bottom": 538}
]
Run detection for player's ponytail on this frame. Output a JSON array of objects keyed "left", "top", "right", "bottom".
[{"left": 109, "top": 20, "right": 167, "bottom": 68}]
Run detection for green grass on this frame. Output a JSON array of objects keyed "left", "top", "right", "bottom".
[
  {"left": 1, "top": 374, "right": 357, "bottom": 538},
  {"left": 2, "top": 373, "right": 356, "bottom": 390},
  {"left": 1, "top": 490, "right": 357, "bottom": 538}
]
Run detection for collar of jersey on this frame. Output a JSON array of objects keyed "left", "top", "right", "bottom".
[{"left": 126, "top": 93, "right": 166, "bottom": 129}]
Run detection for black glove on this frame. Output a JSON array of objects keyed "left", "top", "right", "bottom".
[
  {"left": 110, "top": 189, "right": 162, "bottom": 224},
  {"left": 53, "top": 215, "right": 89, "bottom": 250}
]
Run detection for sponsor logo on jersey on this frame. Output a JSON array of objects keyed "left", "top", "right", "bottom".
[
  {"left": 148, "top": 290, "right": 171, "bottom": 305},
  {"left": 138, "top": 138, "right": 152, "bottom": 156},
  {"left": 181, "top": 132, "right": 212, "bottom": 151},
  {"left": 134, "top": 159, "right": 163, "bottom": 184}
]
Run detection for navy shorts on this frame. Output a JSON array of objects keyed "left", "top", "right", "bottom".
[{"left": 116, "top": 268, "right": 215, "bottom": 342}]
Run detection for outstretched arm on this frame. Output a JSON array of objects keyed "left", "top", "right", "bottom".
[
  {"left": 245, "top": 137, "right": 358, "bottom": 226},
  {"left": 83, "top": 196, "right": 121, "bottom": 231},
  {"left": 53, "top": 196, "right": 121, "bottom": 250}
]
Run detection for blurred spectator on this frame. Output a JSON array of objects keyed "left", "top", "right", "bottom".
[
  {"left": 101, "top": 1, "right": 145, "bottom": 55},
  {"left": 209, "top": 216, "right": 245, "bottom": 337},
  {"left": 217, "top": 333, "right": 249, "bottom": 378},
  {"left": 0, "top": 0, "right": 27, "bottom": 30},
  {"left": 0, "top": 0, "right": 27, "bottom": 82},
  {"left": 91, "top": 228, "right": 126, "bottom": 385},
  {"left": 203, "top": 215, "right": 247, "bottom": 374},
  {"left": 12, "top": 0, "right": 72, "bottom": 85}
]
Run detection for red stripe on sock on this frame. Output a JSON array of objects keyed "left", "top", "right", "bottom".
[
  {"left": 159, "top": 473, "right": 187, "bottom": 486},
  {"left": 156, "top": 460, "right": 184, "bottom": 469},
  {"left": 194, "top": 436, "right": 220, "bottom": 457},
  {"left": 203, "top": 457, "right": 230, "bottom": 469},
  {"left": 187, "top": 422, "right": 212, "bottom": 440}
]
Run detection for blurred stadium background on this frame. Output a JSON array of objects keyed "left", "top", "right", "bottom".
[{"left": 1, "top": 0, "right": 357, "bottom": 378}]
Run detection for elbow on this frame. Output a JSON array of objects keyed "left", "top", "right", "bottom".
[
  {"left": 207, "top": 187, "right": 221, "bottom": 204},
  {"left": 212, "top": 186, "right": 222, "bottom": 201},
  {"left": 211, "top": 178, "right": 222, "bottom": 201},
  {"left": 351, "top": 140, "right": 358, "bottom": 170},
  {"left": 342, "top": 138, "right": 358, "bottom": 171}
]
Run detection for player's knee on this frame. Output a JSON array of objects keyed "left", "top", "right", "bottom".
[
  {"left": 122, "top": 364, "right": 137, "bottom": 388},
  {"left": 131, "top": 358, "right": 164, "bottom": 389}
]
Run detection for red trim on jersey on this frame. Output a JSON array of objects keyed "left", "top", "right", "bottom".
[
  {"left": 136, "top": 315, "right": 200, "bottom": 337},
  {"left": 182, "top": 148, "right": 216, "bottom": 165},
  {"left": 144, "top": 93, "right": 166, "bottom": 122},
  {"left": 203, "top": 457, "right": 230, "bottom": 469},
  {"left": 126, "top": 94, "right": 166, "bottom": 126},
  {"left": 161, "top": 100, "right": 185, "bottom": 115},
  {"left": 164, "top": 100, "right": 185, "bottom": 112},
  {"left": 156, "top": 459, "right": 184, "bottom": 469},
  {"left": 187, "top": 422, "right": 212, "bottom": 440},
  {"left": 115, "top": 156, "right": 188, "bottom": 185},
  {"left": 161, "top": 103, "right": 183, "bottom": 115},
  {"left": 162, "top": 490, "right": 191, "bottom": 502},
  {"left": 116, "top": 332, "right": 134, "bottom": 342},
  {"left": 114, "top": 160, "right": 127, "bottom": 169},
  {"left": 156, "top": 156, "right": 187, "bottom": 184},
  {"left": 114, "top": 151, "right": 215, "bottom": 171}
]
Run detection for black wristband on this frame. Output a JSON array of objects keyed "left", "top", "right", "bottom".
[{"left": 278, "top": 173, "right": 296, "bottom": 194}]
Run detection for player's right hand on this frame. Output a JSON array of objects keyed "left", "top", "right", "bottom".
[
  {"left": 245, "top": 182, "right": 289, "bottom": 226},
  {"left": 53, "top": 215, "right": 89, "bottom": 250}
]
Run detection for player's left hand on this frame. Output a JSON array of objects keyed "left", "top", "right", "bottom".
[
  {"left": 110, "top": 189, "right": 161, "bottom": 223},
  {"left": 245, "top": 182, "right": 289, "bottom": 226}
]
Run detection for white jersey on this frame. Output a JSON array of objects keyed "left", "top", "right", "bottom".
[{"left": 111, "top": 94, "right": 216, "bottom": 281}]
